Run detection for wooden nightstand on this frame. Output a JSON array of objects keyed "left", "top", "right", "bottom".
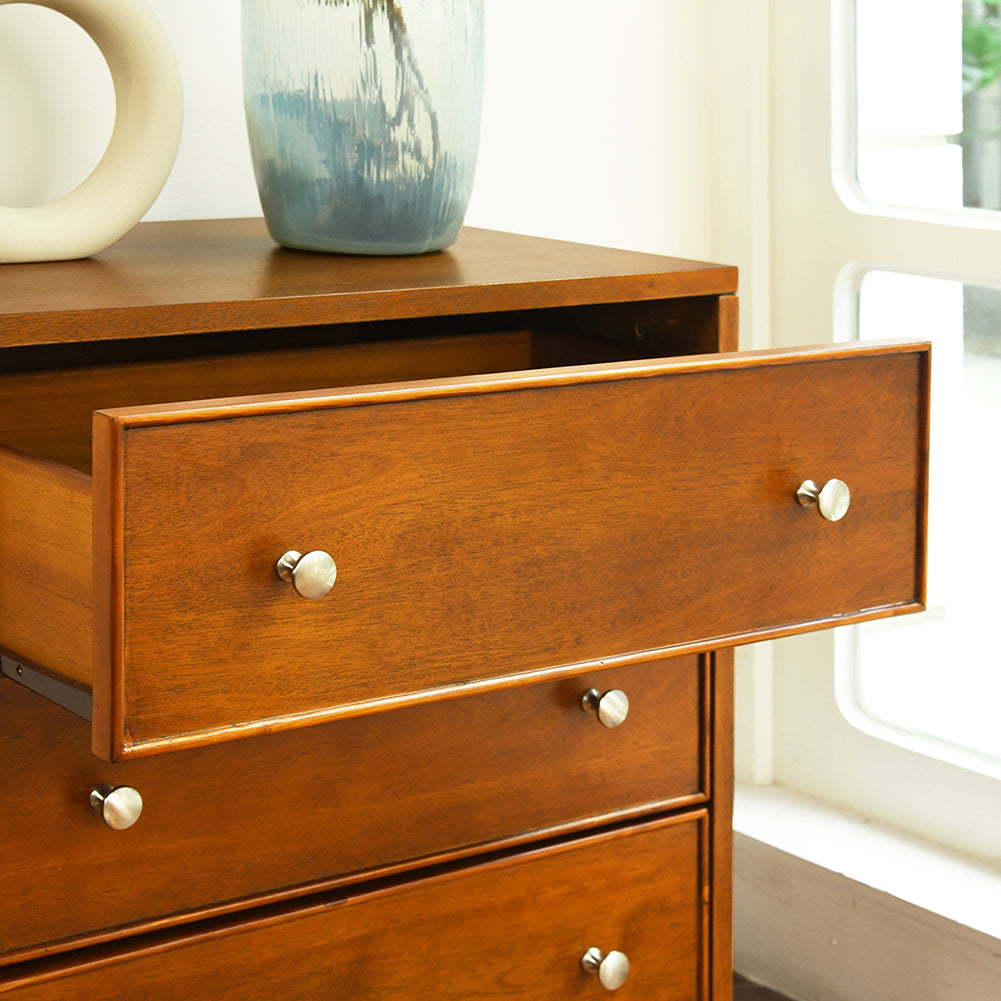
[{"left": 0, "top": 221, "right": 928, "bottom": 999}]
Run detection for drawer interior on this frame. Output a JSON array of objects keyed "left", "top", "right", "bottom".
[{"left": 0, "top": 297, "right": 727, "bottom": 474}]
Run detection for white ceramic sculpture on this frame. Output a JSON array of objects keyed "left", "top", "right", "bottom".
[{"left": 0, "top": 0, "right": 183, "bottom": 263}]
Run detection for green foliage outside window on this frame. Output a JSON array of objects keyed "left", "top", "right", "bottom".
[{"left": 964, "top": 1, "right": 1001, "bottom": 94}]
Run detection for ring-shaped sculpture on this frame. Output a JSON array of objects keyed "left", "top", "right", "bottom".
[{"left": 0, "top": 0, "right": 182, "bottom": 263}]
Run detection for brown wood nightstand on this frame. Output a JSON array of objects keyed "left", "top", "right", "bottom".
[{"left": 0, "top": 220, "right": 928, "bottom": 999}]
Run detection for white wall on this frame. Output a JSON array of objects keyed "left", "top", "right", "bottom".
[{"left": 0, "top": 0, "right": 714, "bottom": 260}]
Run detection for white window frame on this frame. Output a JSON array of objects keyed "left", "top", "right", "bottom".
[{"left": 711, "top": 2, "right": 1001, "bottom": 997}]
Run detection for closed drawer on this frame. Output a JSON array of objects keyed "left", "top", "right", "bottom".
[
  {"left": 0, "top": 337, "right": 928, "bottom": 759},
  {"left": 0, "top": 653, "right": 706, "bottom": 964},
  {"left": 0, "top": 813, "right": 706, "bottom": 1001}
]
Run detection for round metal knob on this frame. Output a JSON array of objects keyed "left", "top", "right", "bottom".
[
  {"left": 276, "top": 550, "right": 338, "bottom": 600},
  {"left": 581, "top": 688, "right": 630, "bottom": 728},
  {"left": 89, "top": 784, "right": 143, "bottom": 830},
  {"left": 796, "top": 478, "right": 851, "bottom": 522},
  {"left": 581, "top": 947, "right": 630, "bottom": 990}
]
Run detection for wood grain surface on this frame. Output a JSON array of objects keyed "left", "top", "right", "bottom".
[
  {"left": 0, "top": 332, "right": 533, "bottom": 472},
  {"left": 0, "top": 220, "right": 737, "bottom": 348},
  {"left": 0, "top": 655, "right": 705, "bottom": 964},
  {"left": 89, "top": 341, "right": 927, "bottom": 758},
  {"left": 0, "top": 448, "right": 91, "bottom": 685},
  {"left": 0, "top": 813, "right": 707, "bottom": 1001}
]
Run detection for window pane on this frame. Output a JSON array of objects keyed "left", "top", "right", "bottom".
[
  {"left": 843, "top": 270, "right": 1001, "bottom": 772},
  {"left": 856, "top": 1, "right": 1001, "bottom": 212}
]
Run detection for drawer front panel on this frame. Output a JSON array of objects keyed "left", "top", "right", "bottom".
[
  {"left": 0, "top": 655, "right": 704, "bottom": 963},
  {"left": 95, "top": 341, "right": 928, "bottom": 756},
  {"left": 0, "top": 814, "right": 706, "bottom": 1001}
]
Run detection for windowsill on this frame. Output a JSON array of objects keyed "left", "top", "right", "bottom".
[
  {"left": 734, "top": 782, "right": 1001, "bottom": 943},
  {"left": 733, "top": 783, "right": 1001, "bottom": 1001}
]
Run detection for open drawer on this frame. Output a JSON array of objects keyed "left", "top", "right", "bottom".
[{"left": 0, "top": 330, "right": 928, "bottom": 759}]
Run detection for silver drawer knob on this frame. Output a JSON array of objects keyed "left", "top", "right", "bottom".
[
  {"left": 276, "top": 550, "right": 338, "bottom": 600},
  {"left": 581, "top": 947, "right": 630, "bottom": 990},
  {"left": 796, "top": 478, "right": 851, "bottom": 522},
  {"left": 581, "top": 688, "right": 629, "bottom": 728},
  {"left": 89, "top": 784, "right": 143, "bottom": 830}
]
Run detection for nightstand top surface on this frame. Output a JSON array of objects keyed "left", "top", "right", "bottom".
[{"left": 0, "top": 219, "right": 737, "bottom": 347}]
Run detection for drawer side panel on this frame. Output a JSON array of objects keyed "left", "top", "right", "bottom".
[{"left": 0, "top": 447, "right": 91, "bottom": 686}]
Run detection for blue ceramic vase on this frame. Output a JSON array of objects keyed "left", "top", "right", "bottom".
[{"left": 242, "top": 0, "right": 484, "bottom": 255}]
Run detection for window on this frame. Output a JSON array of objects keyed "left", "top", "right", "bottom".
[
  {"left": 854, "top": 0, "right": 1001, "bottom": 215},
  {"left": 734, "top": 0, "right": 1001, "bottom": 865},
  {"left": 838, "top": 1, "right": 1001, "bottom": 782},
  {"left": 727, "top": 3, "right": 1001, "bottom": 993},
  {"left": 841, "top": 271, "right": 1001, "bottom": 778},
  {"left": 855, "top": 1, "right": 961, "bottom": 212}
]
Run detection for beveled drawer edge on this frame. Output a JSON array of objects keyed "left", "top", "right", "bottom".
[
  {"left": 93, "top": 337, "right": 928, "bottom": 430},
  {"left": 108, "top": 599, "right": 923, "bottom": 759},
  {"left": 0, "top": 809, "right": 710, "bottom": 993}
]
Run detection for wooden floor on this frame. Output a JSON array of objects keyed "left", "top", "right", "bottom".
[{"left": 734, "top": 973, "right": 795, "bottom": 1000}]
